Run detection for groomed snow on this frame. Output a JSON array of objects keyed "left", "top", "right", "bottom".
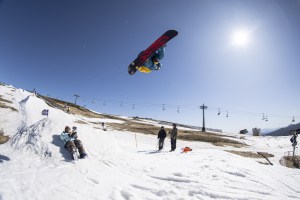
[{"left": 0, "top": 85, "right": 299, "bottom": 200}]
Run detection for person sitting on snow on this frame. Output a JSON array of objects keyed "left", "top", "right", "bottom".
[
  {"left": 60, "top": 126, "right": 87, "bottom": 159},
  {"left": 138, "top": 46, "right": 165, "bottom": 73}
]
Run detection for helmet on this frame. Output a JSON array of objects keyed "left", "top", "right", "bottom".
[{"left": 65, "top": 126, "right": 71, "bottom": 132}]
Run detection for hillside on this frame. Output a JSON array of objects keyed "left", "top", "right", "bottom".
[
  {"left": 0, "top": 84, "right": 300, "bottom": 200},
  {"left": 267, "top": 123, "right": 300, "bottom": 136},
  {"left": 38, "top": 93, "right": 244, "bottom": 147}
]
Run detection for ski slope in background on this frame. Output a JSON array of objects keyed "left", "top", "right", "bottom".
[{"left": 0, "top": 84, "right": 299, "bottom": 200}]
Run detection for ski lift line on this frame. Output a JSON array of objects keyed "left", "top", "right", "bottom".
[
  {"left": 70, "top": 95, "right": 296, "bottom": 118},
  {"left": 72, "top": 95, "right": 202, "bottom": 111},
  {"left": 57, "top": 95, "right": 178, "bottom": 108},
  {"left": 59, "top": 94, "right": 300, "bottom": 120},
  {"left": 121, "top": 103, "right": 298, "bottom": 120},
  {"left": 208, "top": 106, "right": 299, "bottom": 118},
  {"left": 99, "top": 102, "right": 300, "bottom": 119},
  {"left": 75, "top": 95, "right": 200, "bottom": 109},
  {"left": 123, "top": 102, "right": 197, "bottom": 109},
  {"left": 208, "top": 106, "right": 263, "bottom": 115},
  {"left": 100, "top": 102, "right": 300, "bottom": 119}
]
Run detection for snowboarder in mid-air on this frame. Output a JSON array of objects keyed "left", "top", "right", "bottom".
[
  {"left": 137, "top": 46, "right": 165, "bottom": 73},
  {"left": 128, "top": 30, "right": 178, "bottom": 75}
]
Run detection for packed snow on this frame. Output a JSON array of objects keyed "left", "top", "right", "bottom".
[{"left": 0, "top": 84, "right": 299, "bottom": 200}]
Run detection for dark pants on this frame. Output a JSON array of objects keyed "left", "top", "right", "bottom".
[
  {"left": 66, "top": 139, "right": 85, "bottom": 155},
  {"left": 158, "top": 138, "right": 165, "bottom": 150},
  {"left": 171, "top": 138, "right": 176, "bottom": 150}
]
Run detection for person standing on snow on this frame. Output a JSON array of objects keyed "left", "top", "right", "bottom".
[
  {"left": 290, "top": 129, "right": 299, "bottom": 157},
  {"left": 66, "top": 106, "right": 70, "bottom": 113},
  {"left": 60, "top": 126, "right": 87, "bottom": 159},
  {"left": 169, "top": 124, "right": 178, "bottom": 152},
  {"left": 157, "top": 126, "right": 167, "bottom": 151},
  {"left": 137, "top": 46, "right": 165, "bottom": 73}
]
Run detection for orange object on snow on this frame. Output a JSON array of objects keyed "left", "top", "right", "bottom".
[{"left": 181, "top": 147, "right": 192, "bottom": 153}]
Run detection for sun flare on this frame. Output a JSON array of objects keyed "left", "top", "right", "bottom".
[{"left": 231, "top": 29, "right": 251, "bottom": 47}]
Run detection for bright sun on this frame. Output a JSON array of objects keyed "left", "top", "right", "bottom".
[{"left": 231, "top": 29, "right": 250, "bottom": 47}]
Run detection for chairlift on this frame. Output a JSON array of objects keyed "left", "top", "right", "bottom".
[
  {"left": 132, "top": 104, "right": 135, "bottom": 109},
  {"left": 177, "top": 107, "right": 180, "bottom": 114},
  {"left": 265, "top": 115, "right": 268, "bottom": 122},
  {"left": 262, "top": 113, "right": 265, "bottom": 120},
  {"left": 162, "top": 104, "right": 165, "bottom": 111},
  {"left": 226, "top": 111, "right": 228, "bottom": 117},
  {"left": 103, "top": 101, "right": 106, "bottom": 106},
  {"left": 292, "top": 116, "right": 295, "bottom": 122},
  {"left": 218, "top": 108, "right": 220, "bottom": 115},
  {"left": 120, "top": 101, "right": 124, "bottom": 107}
]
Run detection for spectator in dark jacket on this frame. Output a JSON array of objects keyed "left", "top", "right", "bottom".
[
  {"left": 170, "top": 124, "right": 178, "bottom": 151},
  {"left": 158, "top": 126, "right": 167, "bottom": 150}
]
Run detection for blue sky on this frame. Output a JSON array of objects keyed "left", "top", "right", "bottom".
[{"left": 1, "top": 0, "right": 300, "bottom": 133}]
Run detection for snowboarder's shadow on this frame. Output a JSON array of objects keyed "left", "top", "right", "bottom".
[
  {"left": 51, "top": 135, "right": 72, "bottom": 162},
  {"left": 0, "top": 154, "right": 10, "bottom": 163}
]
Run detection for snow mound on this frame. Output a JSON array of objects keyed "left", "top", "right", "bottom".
[
  {"left": 8, "top": 94, "right": 52, "bottom": 157},
  {"left": 19, "top": 95, "right": 49, "bottom": 127},
  {"left": 10, "top": 118, "right": 51, "bottom": 157}
]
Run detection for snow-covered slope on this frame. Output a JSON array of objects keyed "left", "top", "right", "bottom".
[{"left": 0, "top": 84, "right": 299, "bottom": 200}]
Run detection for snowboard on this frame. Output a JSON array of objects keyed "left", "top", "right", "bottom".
[
  {"left": 128, "top": 30, "right": 178, "bottom": 75},
  {"left": 71, "top": 150, "right": 88, "bottom": 162}
]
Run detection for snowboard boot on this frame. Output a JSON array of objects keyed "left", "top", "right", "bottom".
[
  {"left": 72, "top": 152, "right": 79, "bottom": 161},
  {"left": 80, "top": 153, "right": 87, "bottom": 159},
  {"left": 155, "top": 63, "right": 162, "bottom": 70}
]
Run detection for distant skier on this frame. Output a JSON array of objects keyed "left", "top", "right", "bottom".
[
  {"left": 157, "top": 126, "right": 167, "bottom": 151},
  {"left": 32, "top": 88, "right": 37, "bottom": 96},
  {"left": 169, "top": 124, "right": 178, "bottom": 152},
  {"left": 137, "top": 46, "right": 165, "bottom": 73},
  {"left": 60, "top": 126, "right": 87, "bottom": 160},
  {"left": 101, "top": 122, "right": 105, "bottom": 130}
]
